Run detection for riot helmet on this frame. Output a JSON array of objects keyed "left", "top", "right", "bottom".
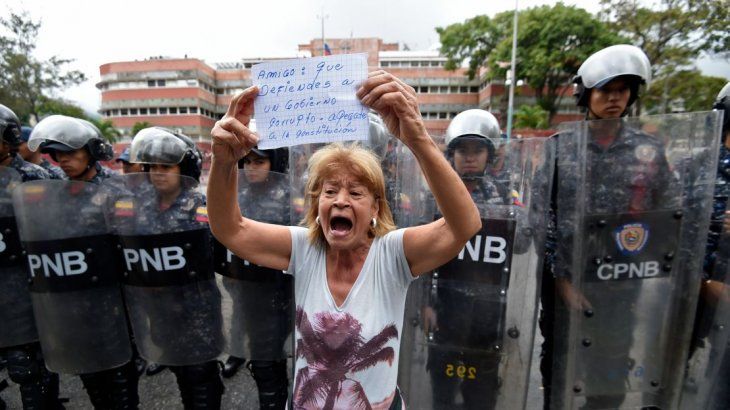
[
  {"left": 573, "top": 45, "right": 652, "bottom": 110},
  {"left": 0, "top": 104, "right": 23, "bottom": 146},
  {"left": 367, "top": 112, "right": 392, "bottom": 160},
  {"left": 236, "top": 119, "right": 289, "bottom": 173},
  {"left": 130, "top": 127, "right": 202, "bottom": 181},
  {"left": 714, "top": 82, "right": 730, "bottom": 138},
  {"left": 445, "top": 109, "right": 499, "bottom": 167},
  {"left": 29, "top": 115, "right": 114, "bottom": 162}
]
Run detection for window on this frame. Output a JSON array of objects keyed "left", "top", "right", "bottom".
[
  {"left": 130, "top": 108, "right": 138, "bottom": 115},
  {"left": 438, "top": 112, "right": 447, "bottom": 119},
  {"left": 419, "top": 86, "right": 428, "bottom": 93},
  {"left": 470, "top": 86, "right": 478, "bottom": 93},
  {"left": 147, "top": 80, "right": 156, "bottom": 87},
  {"left": 159, "top": 107, "right": 168, "bottom": 114},
  {"left": 169, "top": 107, "right": 177, "bottom": 114},
  {"left": 460, "top": 86, "right": 468, "bottom": 93},
  {"left": 430, "top": 61, "right": 439, "bottom": 67},
  {"left": 189, "top": 107, "right": 198, "bottom": 114},
  {"left": 112, "top": 109, "right": 119, "bottom": 116},
  {"left": 157, "top": 80, "right": 166, "bottom": 87},
  {"left": 140, "top": 108, "right": 148, "bottom": 115},
  {"left": 179, "top": 107, "right": 188, "bottom": 114},
  {"left": 120, "top": 109, "right": 128, "bottom": 116},
  {"left": 149, "top": 108, "right": 158, "bottom": 115},
  {"left": 439, "top": 86, "right": 448, "bottom": 94}
]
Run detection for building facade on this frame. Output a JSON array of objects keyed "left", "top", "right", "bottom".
[{"left": 97, "top": 37, "right": 581, "bottom": 140}]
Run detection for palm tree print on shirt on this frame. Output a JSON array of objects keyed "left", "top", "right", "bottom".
[{"left": 293, "top": 307, "right": 399, "bottom": 410}]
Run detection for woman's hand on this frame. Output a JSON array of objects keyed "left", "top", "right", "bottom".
[
  {"left": 211, "top": 86, "right": 260, "bottom": 165},
  {"left": 357, "top": 70, "right": 428, "bottom": 147}
]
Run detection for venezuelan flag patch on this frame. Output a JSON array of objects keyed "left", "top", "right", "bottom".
[
  {"left": 114, "top": 200, "right": 134, "bottom": 217},
  {"left": 195, "top": 206, "right": 209, "bottom": 223}
]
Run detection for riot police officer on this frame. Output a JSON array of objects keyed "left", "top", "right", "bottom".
[
  {"left": 28, "top": 115, "right": 116, "bottom": 183},
  {"left": 26, "top": 114, "right": 139, "bottom": 409},
  {"left": 219, "top": 146, "right": 291, "bottom": 408},
  {"left": 542, "top": 45, "right": 698, "bottom": 410},
  {"left": 423, "top": 109, "right": 508, "bottom": 409},
  {"left": 115, "top": 147, "right": 144, "bottom": 175},
  {"left": 17, "top": 125, "right": 65, "bottom": 180},
  {"left": 0, "top": 105, "right": 63, "bottom": 409},
  {"left": 682, "top": 82, "right": 730, "bottom": 409},
  {"left": 123, "top": 127, "right": 224, "bottom": 409}
]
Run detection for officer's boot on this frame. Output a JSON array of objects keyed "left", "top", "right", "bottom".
[
  {"left": 248, "top": 360, "right": 289, "bottom": 410},
  {"left": 172, "top": 361, "right": 224, "bottom": 409},
  {"left": 6, "top": 344, "right": 65, "bottom": 410},
  {"left": 107, "top": 361, "right": 140, "bottom": 409},
  {"left": 80, "top": 371, "right": 111, "bottom": 409}
]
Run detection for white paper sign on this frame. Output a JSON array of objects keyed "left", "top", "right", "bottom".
[{"left": 252, "top": 53, "right": 369, "bottom": 149}]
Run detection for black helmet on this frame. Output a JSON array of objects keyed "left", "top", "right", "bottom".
[
  {"left": 573, "top": 45, "right": 652, "bottom": 110},
  {"left": 0, "top": 104, "right": 23, "bottom": 146},
  {"left": 29, "top": 115, "right": 114, "bottom": 161},
  {"left": 714, "top": 82, "right": 730, "bottom": 137},
  {"left": 444, "top": 109, "right": 499, "bottom": 165},
  {"left": 130, "top": 127, "right": 202, "bottom": 181},
  {"left": 239, "top": 146, "right": 289, "bottom": 174}
]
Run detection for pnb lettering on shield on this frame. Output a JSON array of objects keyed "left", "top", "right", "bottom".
[
  {"left": 28, "top": 251, "right": 88, "bottom": 277},
  {"left": 123, "top": 247, "right": 186, "bottom": 272}
]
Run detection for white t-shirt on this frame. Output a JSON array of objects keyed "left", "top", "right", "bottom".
[{"left": 287, "top": 226, "right": 414, "bottom": 410}]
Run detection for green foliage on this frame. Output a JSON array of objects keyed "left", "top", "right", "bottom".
[
  {"left": 600, "top": 0, "right": 729, "bottom": 74},
  {"left": 0, "top": 10, "right": 86, "bottom": 123},
  {"left": 89, "top": 118, "right": 121, "bottom": 143},
  {"left": 643, "top": 70, "right": 728, "bottom": 114},
  {"left": 437, "top": 3, "right": 622, "bottom": 121},
  {"left": 514, "top": 105, "right": 549, "bottom": 129},
  {"left": 131, "top": 121, "right": 153, "bottom": 137}
]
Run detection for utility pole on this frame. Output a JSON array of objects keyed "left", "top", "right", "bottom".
[
  {"left": 317, "top": 7, "right": 329, "bottom": 56},
  {"left": 506, "top": 0, "right": 519, "bottom": 140}
]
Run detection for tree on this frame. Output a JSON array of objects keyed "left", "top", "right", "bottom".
[
  {"left": 514, "top": 105, "right": 550, "bottom": 129},
  {"left": 643, "top": 70, "right": 727, "bottom": 114},
  {"left": 89, "top": 118, "right": 121, "bottom": 143},
  {"left": 131, "top": 121, "right": 153, "bottom": 137},
  {"left": 600, "top": 0, "right": 730, "bottom": 113},
  {"left": 0, "top": 10, "right": 86, "bottom": 123},
  {"left": 438, "top": 4, "right": 622, "bottom": 122}
]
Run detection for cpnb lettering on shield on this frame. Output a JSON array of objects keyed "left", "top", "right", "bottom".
[{"left": 458, "top": 235, "right": 507, "bottom": 264}]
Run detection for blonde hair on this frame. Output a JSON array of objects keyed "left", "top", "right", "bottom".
[{"left": 302, "top": 143, "right": 396, "bottom": 246}]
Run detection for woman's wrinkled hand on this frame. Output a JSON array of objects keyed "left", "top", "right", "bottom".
[
  {"left": 211, "top": 86, "right": 260, "bottom": 165},
  {"left": 357, "top": 70, "right": 428, "bottom": 146}
]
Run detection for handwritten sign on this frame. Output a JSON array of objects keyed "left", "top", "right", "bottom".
[{"left": 252, "top": 53, "right": 369, "bottom": 149}]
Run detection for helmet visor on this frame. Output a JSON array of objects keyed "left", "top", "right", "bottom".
[
  {"left": 28, "top": 115, "right": 96, "bottom": 152},
  {"left": 130, "top": 128, "right": 189, "bottom": 165}
]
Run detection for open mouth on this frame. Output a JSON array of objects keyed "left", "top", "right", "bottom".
[{"left": 329, "top": 216, "right": 353, "bottom": 237}]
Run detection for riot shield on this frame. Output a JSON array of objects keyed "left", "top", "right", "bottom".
[
  {"left": 110, "top": 173, "right": 224, "bottom": 366},
  {"left": 214, "top": 170, "right": 293, "bottom": 360},
  {"left": 397, "top": 137, "right": 555, "bottom": 409},
  {"left": 12, "top": 179, "right": 131, "bottom": 374},
  {"left": 552, "top": 111, "right": 722, "bottom": 409},
  {"left": 679, "top": 193, "right": 730, "bottom": 409},
  {"left": 0, "top": 167, "right": 38, "bottom": 348}
]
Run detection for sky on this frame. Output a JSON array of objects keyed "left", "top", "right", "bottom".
[{"left": 4, "top": 0, "right": 729, "bottom": 114}]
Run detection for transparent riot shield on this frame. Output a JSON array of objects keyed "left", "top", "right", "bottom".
[
  {"left": 0, "top": 167, "right": 38, "bottom": 347},
  {"left": 214, "top": 170, "right": 293, "bottom": 360},
  {"left": 397, "top": 137, "right": 555, "bottom": 409},
  {"left": 12, "top": 179, "right": 132, "bottom": 374},
  {"left": 552, "top": 111, "right": 722, "bottom": 409},
  {"left": 110, "top": 173, "right": 223, "bottom": 366},
  {"left": 679, "top": 193, "right": 730, "bottom": 409}
]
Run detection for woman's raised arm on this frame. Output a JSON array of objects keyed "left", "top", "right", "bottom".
[
  {"left": 207, "top": 86, "right": 291, "bottom": 271},
  {"left": 357, "top": 71, "right": 481, "bottom": 275}
]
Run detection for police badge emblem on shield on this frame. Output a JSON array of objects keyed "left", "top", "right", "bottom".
[{"left": 614, "top": 223, "right": 649, "bottom": 255}]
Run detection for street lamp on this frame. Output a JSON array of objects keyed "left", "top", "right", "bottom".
[{"left": 505, "top": 0, "right": 519, "bottom": 140}]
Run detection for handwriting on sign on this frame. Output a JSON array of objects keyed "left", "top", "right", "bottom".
[{"left": 252, "top": 53, "right": 369, "bottom": 149}]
